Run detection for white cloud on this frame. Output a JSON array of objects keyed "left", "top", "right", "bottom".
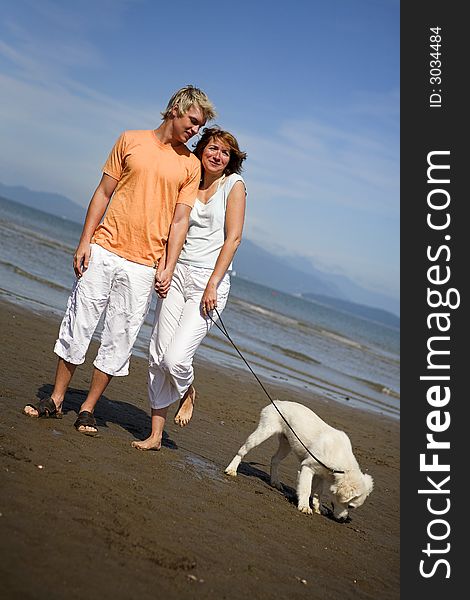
[{"left": 237, "top": 112, "right": 399, "bottom": 217}]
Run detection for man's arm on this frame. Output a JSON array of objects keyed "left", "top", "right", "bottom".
[
  {"left": 73, "top": 173, "right": 118, "bottom": 277},
  {"left": 155, "top": 203, "right": 192, "bottom": 297}
]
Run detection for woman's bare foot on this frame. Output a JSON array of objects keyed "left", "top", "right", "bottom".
[
  {"left": 131, "top": 436, "right": 162, "bottom": 451},
  {"left": 174, "top": 385, "right": 196, "bottom": 427}
]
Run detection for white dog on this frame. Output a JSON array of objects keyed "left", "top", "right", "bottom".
[{"left": 225, "top": 401, "right": 374, "bottom": 521}]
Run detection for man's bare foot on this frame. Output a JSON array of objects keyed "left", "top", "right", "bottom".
[
  {"left": 174, "top": 385, "right": 196, "bottom": 427},
  {"left": 131, "top": 436, "right": 162, "bottom": 451}
]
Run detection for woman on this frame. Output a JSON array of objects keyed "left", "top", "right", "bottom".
[{"left": 131, "top": 127, "right": 247, "bottom": 450}]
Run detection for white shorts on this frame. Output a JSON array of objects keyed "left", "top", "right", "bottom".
[{"left": 54, "top": 244, "right": 155, "bottom": 376}]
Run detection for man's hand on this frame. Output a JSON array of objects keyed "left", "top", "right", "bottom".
[
  {"left": 73, "top": 242, "right": 91, "bottom": 277},
  {"left": 72, "top": 173, "right": 117, "bottom": 278}
]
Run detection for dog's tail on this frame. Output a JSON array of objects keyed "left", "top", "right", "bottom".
[{"left": 258, "top": 402, "right": 286, "bottom": 434}]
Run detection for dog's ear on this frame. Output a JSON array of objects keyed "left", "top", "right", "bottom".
[{"left": 330, "top": 475, "right": 360, "bottom": 504}]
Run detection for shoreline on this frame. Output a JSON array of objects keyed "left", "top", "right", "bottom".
[
  {"left": 1, "top": 289, "right": 400, "bottom": 420},
  {"left": 0, "top": 298, "right": 399, "bottom": 599}
]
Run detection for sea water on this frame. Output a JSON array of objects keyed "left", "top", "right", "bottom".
[{"left": 0, "top": 195, "right": 399, "bottom": 419}]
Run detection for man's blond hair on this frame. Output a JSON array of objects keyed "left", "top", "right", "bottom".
[{"left": 161, "top": 85, "right": 216, "bottom": 122}]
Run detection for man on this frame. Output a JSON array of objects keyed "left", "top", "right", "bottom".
[{"left": 24, "top": 85, "right": 216, "bottom": 434}]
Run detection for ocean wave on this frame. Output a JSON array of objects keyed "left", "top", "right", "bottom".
[
  {"left": 350, "top": 374, "right": 400, "bottom": 399},
  {"left": 0, "top": 220, "right": 75, "bottom": 253},
  {"left": 204, "top": 332, "right": 397, "bottom": 400},
  {"left": 230, "top": 296, "right": 301, "bottom": 327},
  {"left": 0, "top": 287, "right": 64, "bottom": 314},
  {"left": 319, "top": 329, "right": 363, "bottom": 349},
  {"left": 230, "top": 295, "right": 373, "bottom": 355},
  {"left": 270, "top": 343, "right": 321, "bottom": 365},
  {"left": 0, "top": 259, "right": 70, "bottom": 292},
  {"left": 200, "top": 337, "right": 399, "bottom": 418}
]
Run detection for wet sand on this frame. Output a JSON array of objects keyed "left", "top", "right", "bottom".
[{"left": 0, "top": 298, "right": 399, "bottom": 599}]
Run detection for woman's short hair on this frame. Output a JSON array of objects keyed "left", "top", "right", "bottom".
[
  {"left": 161, "top": 85, "right": 216, "bottom": 122},
  {"left": 193, "top": 126, "right": 247, "bottom": 175}
]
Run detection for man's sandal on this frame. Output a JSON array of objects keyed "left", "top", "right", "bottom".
[
  {"left": 74, "top": 411, "right": 98, "bottom": 436},
  {"left": 23, "top": 396, "right": 62, "bottom": 418}
]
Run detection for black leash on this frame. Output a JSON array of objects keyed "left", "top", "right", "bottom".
[{"left": 209, "top": 308, "right": 344, "bottom": 474}]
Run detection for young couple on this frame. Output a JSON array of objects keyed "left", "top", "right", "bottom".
[{"left": 24, "top": 85, "right": 247, "bottom": 451}]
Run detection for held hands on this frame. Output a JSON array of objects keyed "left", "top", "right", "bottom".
[
  {"left": 155, "top": 267, "right": 174, "bottom": 298},
  {"left": 73, "top": 242, "right": 91, "bottom": 277}
]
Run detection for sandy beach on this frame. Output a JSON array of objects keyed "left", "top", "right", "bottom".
[{"left": 0, "top": 298, "right": 399, "bottom": 599}]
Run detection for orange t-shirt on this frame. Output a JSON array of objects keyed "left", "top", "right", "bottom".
[{"left": 92, "top": 129, "right": 200, "bottom": 266}]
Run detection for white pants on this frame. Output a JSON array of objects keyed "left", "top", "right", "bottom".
[
  {"left": 148, "top": 262, "right": 230, "bottom": 409},
  {"left": 54, "top": 244, "right": 155, "bottom": 376}
]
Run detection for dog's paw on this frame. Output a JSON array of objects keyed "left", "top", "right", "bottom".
[
  {"left": 224, "top": 467, "right": 237, "bottom": 477},
  {"left": 270, "top": 479, "right": 283, "bottom": 491},
  {"left": 312, "top": 498, "right": 321, "bottom": 514},
  {"left": 298, "top": 505, "right": 313, "bottom": 515}
]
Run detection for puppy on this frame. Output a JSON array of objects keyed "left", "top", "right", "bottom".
[{"left": 225, "top": 401, "right": 373, "bottom": 521}]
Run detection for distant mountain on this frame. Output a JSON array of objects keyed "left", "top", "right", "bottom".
[
  {"left": 301, "top": 292, "right": 399, "bottom": 329},
  {"left": 234, "top": 240, "right": 399, "bottom": 320},
  {"left": 281, "top": 254, "right": 399, "bottom": 317},
  {"left": 1, "top": 181, "right": 399, "bottom": 324},
  {"left": 234, "top": 239, "right": 345, "bottom": 299},
  {"left": 0, "top": 182, "right": 86, "bottom": 224}
]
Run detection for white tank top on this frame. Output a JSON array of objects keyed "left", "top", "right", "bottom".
[{"left": 178, "top": 173, "right": 246, "bottom": 270}]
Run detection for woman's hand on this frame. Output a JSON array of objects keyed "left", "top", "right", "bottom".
[{"left": 201, "top": 280, "right": 218, "bottom": 315}]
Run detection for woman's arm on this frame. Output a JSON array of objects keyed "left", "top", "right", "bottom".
[
  {"left": 73, "top": 173, "right": 118, "bottom": 277},
  {"left": 201, "top": 180, "right": 246, "bottom": 314},
  {"left": 155, "top": 203, "right": 192, "bottom": 297}
]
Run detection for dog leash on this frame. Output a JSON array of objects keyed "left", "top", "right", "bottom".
[{"left": 209, "top": 308, "right": 345, "bottom": 474}]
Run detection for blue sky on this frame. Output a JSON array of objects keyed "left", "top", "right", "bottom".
[{"left": 0, "top": 0, "right": 399, "bottom": 302}]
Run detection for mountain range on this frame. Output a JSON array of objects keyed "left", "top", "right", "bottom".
[
  {"left": 0, "top": 182, "right": 87, "bottom": 224},
  {"left": 0, "top": 181, "right": 399, "bottom": 326}
]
